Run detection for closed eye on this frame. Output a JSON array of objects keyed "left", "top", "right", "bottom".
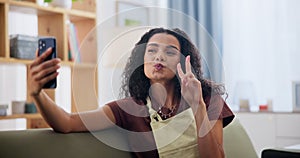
[
  {"left": 147, "top": 49, "right": 157, "bottom": 53},
  {"left": 165, "top": 48, "right": 179, "bottom": 56},
  {"left": 166, "top": 51, "right": 176, "bottom": 55}
]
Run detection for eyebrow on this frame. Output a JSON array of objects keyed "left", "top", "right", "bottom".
[{"left": 147, "top": 43, "right": 180, "bottom": 51}]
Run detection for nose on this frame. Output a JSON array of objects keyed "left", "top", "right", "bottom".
[{"left": 155, "top": 51, "right": 165, "bottom": 61}]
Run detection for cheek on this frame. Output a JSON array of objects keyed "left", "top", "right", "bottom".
[
  {"left": 143, "top": 54, "right": 155, "bottom": 75},
  {"left": 169, "top": 58, "right": 180, "bottom": 71},
  {"left": 143, "top": 56, "right": 150, "bottom": 71},
  {"left": 143, "top": 63, "right": 151, "bottom": 78},
  {"left": 144, "top": 53, "right": 153, "bottom": 62}
]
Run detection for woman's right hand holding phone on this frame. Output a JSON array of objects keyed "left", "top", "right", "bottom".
[{"left": 29, "top": 48, "right": 60, "bottom": 96}]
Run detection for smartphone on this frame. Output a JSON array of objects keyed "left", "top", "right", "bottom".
[{"left": 38, "top": 37, "right": 57, "bottom": 89}]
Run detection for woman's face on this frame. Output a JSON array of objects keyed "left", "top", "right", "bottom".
[{"left": 144, "top": 33, "right": 181, "bottom": 83}]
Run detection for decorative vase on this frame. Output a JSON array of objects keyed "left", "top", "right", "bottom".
[{"left": 51, "top": 0, "right": 72, "bottom": 9}]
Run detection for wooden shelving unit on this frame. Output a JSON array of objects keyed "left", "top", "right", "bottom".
[
  {"left": 0, "top": 0, "right": 98, "bottom": 129},
  {"left": 0, "top": 113, "right": 49, "bottom": 129}
]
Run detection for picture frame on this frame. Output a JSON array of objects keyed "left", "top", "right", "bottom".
[
  {"left": 292, "top": 81, "right": 300, "bottom": 112},
  {"left": 115, "top": 0, "right": 150, "bottom": 27}
]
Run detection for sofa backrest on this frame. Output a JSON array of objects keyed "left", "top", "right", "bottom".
[
  {"left": 0, "top": 118, "right": 258, "bottom": 158},
  {"left": 0, "top": 128, "right": 132, "bottom": 158}
]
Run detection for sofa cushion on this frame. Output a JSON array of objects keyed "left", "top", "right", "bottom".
[{"left": 0, "top": 128, "right": 132, "bottom": 158}]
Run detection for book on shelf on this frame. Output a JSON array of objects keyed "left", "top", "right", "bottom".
[{"left": 67, "top": 23, "right": 81, "bottom": 62}]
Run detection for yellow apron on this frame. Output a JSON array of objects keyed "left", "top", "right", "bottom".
[{"left": 147, "top": 99, "right": 200, "bottom": 158}]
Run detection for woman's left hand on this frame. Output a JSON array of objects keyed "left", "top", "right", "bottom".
[{"left": 177, "top": 55, "right": 205, "bottom": 112}]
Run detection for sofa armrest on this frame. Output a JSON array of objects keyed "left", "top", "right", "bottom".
[{"left": 0, "top": 128, "right": 132, "bottom": 158}]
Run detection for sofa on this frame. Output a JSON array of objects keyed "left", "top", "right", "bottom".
[
  {"left": 0, "top": 118, "right": 257, "bottom": 158},
  {"left": 0, "top": 127, "right": 132, "bottom": 158}
]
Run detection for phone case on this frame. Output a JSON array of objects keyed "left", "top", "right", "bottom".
[{"left": 38, "top": 37, "right": 57, "bottom": 89}]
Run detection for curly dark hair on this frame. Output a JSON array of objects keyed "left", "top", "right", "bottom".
[{"left": 120, "top": 28, "right": 225, "bottom": 104}]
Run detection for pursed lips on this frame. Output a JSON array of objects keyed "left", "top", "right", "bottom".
[{"left": 154, "top": 63, "right": 164, "bottom": 71}]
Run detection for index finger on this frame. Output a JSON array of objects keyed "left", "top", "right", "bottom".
[
  {"left": 177, "top": 63, "right": 184, "bottom": 79},
  {"left": 185, "top": 55, "right": 192, "bottom": 73},
  {"left": 31, "top": 47, "right": 53, "bottom": 67}
]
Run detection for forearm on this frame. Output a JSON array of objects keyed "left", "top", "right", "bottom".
[
  {"left": 32, "top": 90, "right": 73, "bottom": 133},
  {"left": 194, "top": 103, "right": 225, "bottom": 158}
]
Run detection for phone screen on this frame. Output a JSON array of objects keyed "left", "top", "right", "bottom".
[{"left": 38, "top": 37, "right": 57, "bottom": 89}]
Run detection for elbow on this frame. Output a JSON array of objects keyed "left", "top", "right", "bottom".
[
  {"left": 53, "top": 127, "right": 72, "bottom": 134},
  {"left": 50, "top": 120, "right": 73, "bottom": 134},
  {"left": 51, "top": 114, "right": 74, "bottom": 134}
]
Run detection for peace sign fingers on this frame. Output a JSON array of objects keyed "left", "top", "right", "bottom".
[
  {"left": 177, "top": 55, "right": 203, "bottom": 110},
  {"left": 177, "top": 55, "right": 195, "bottom": 85},
  {"left": 177, "top": 62, "right": 184, "bottom": 80},
  {"left": 185, "top": 55, "right": 192, "bottom": 74}
]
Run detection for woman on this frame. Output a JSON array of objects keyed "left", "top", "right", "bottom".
[{"left": 29, "top": 28, "right": 234, "bottom": 158}]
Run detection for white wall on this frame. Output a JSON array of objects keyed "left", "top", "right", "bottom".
[
  {"left": 223, "top": 0, "right": 300, "bottom": 112},
  {"left": 0, "top": 64, "right": 27, "bottom": 130},
  {"left": 55, "top": 66, "right": 71, "bottom": 113},
  {"left": 97, "top": 0, "right": 168, "bottom": 25}
]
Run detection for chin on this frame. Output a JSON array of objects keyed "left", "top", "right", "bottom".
[{"left": 150, "top": 75, "right": 175, "bottom": 82}]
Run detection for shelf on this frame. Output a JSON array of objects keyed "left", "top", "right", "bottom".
[
  {"left": 66, "top": 62, "right": 98, "bottom": 68},
  {"left": 1, "top": 0, "right": 98, "bottom": 130},
  {"left": 72, "top": 0, "right": 96, "bottom": 13},
  {"left": 0, "top": 2, "right": 8, "bottom": 58},
  {"left": 9, "top": 0, "right": 64, "bottom": 15},
  {"left": 0, "top": 113, "right": 42, "bottom": 120},
  {"left": 0, "top": 57, "right": 33, "bottom": 64},
  {"left": 67, "top": 9, "right": 96, "bottom": 20},
  {"left": 8, "top": 0, "right": 96, "bottom": 19},
  {"left": 0, "top": 113, "right": 50, "bottom": 129},
  {"left": 0, "top": 57, "right": 98, "bottom": 69}
]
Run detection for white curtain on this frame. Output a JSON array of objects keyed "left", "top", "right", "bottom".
[{"left": 168, "top": 0, "right": 224, "bottom": 82}]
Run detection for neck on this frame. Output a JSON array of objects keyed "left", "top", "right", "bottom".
[{"left": 149, "top": 81, "right": 176, "bottom": 109}]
